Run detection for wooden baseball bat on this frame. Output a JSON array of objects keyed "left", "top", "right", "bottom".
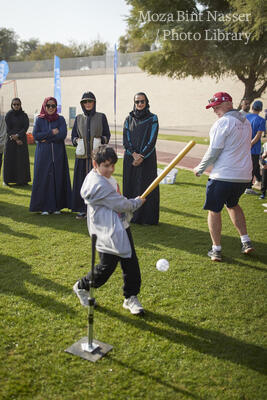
[{"left": 141, "top": 140, "right": 196, "bottom": 199}]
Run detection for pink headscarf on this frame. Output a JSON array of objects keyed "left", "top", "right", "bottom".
[{"left": 39, "top": 97, "right": 59, "bottom": 122}]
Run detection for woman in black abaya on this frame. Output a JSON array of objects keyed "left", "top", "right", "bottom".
[
  {"left": 123, "top": 92, "right": 159, "bottom": 225},
  {"left": 4, "top": 98, "right": 30, "bottom": 185},
  {"left": 71, "top": 91, "right": 110, "bottom": 219}
]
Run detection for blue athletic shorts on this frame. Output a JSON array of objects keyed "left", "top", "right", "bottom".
[{"left": 203, "top": 179, "right": 247, "bottom": 212}]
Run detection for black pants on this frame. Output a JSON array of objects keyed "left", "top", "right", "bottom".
[
  {"left": 261, "top": 168, "right": 267, "bottom": 195},
  {"left": 79, "top": 228, "right": 141, "bottom": 299},
  {"left": 247, "top": 154, "right": 261, "bottom": 188},
  {"left": 0, "top": 153, "right": 2, "bottom": 173}
]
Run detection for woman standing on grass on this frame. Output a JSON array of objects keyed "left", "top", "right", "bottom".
[
  {"left": 0, "top": 113, "right": 7, "bottom": 173},
  {"left": 30, "top": 97, "right": 71, "bottom": 215},
  {"left": 3, "top": 98, "right": 30, "bottom": 186},
  {"left": 123, "top": 92, "right": 159, "bottom": 225},
  {"left": 71, "top": 91, "right": 110, "bottom": 219}
]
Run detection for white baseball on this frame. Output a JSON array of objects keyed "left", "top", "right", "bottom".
[{"left": 156, "top": 259, "right": 169, "bottom": 272}]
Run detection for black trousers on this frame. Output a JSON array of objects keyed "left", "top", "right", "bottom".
[
  {"left": 261, "top": 168, "right": 267, "bottom": 195},
  {"left": 0, "top": 153, "right": 2, "bottom": 173},
  {"left": 247, "top": 154, "right": 261, "bottom": 188},
  {"left": 79, "top": 228, "right": 141, "bottom": 299}
]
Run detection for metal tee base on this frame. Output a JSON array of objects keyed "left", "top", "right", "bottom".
[{"left": 65, "top": 337, "right": 113, "bottom": 362}]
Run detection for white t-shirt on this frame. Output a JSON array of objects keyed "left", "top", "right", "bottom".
[{"left": 209, "top": 114, "right": 252, "bottom": 181}]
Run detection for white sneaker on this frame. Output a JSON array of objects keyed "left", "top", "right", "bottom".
[
  {"left": 252, "top": 181, "right": 261, "bottom": 190},
  {"left": 41, "top": 211, "right": 49, "bottom": 215},
  {"left": 123, "top": 296, "right": 144, "bottom": 315},
  {"left": 73, "top": 281, "right": 89, "bottom": 307}
]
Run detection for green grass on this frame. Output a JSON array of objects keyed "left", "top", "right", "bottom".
[
  {"left": 0, "top": 145, "right": 266, "bottom": 400},
  {"left": 111, "top": 130, "right": 209, "bottom": 145}
]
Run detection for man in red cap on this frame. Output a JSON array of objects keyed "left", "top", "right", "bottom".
[{"left": 194, "top": 92, "right": 254, "bottom": 261}]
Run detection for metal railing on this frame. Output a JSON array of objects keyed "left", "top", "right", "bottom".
[{"left": 7, "top": 51, "right": 149, "bottom": 75}]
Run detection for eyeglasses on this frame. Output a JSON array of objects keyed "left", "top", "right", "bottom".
[
  {"left": 46, "top": 104, "right": 57, "bottom": 109},
  {"left": 82, "top": 100, "right": 94, "bottom": 104},
  {"left": 12, "top": 103, "right": 20, "bottom": 106},
  {"left": 135, "top": 100, "right": 145, "bottom": 104}
]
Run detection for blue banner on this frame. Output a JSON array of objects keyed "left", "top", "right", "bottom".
[
  {"left": 0, "top": 60, "right": 9, "bottom": 88},
  {"left": 114, "top": 44, "right": 117, "bottom": 116},
  {"left": 54, "top": 55, "right": 61, "bottom": 113}
]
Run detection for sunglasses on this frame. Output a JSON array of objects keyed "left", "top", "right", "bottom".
[
  {"left": 46, "top": 104, "right": 57, "bottom": 109},
  {"left": 208, "top": 96, "right": 228, "bottom": 104},
  {"left": 82, "top": 99, "right": 94, "bottom": 104},
  {"left": 135, "top": 100, "right": 145, "bottom": 104},
  {"left": 12, "top": 103, "right": 20, "bottom": 106}
]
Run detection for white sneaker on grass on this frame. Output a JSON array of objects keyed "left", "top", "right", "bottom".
[
  {"left": 73, "top": 281, "right": 89, "bottom": 307},
  {"left": 41, "top": 211, "right": 49, "bottom": 216},
  {"left": 252, "top": 181, "right": 261, "bottom": 190},
  {"left": 123, "top": 296, "right": 144, "bottom": 315}
]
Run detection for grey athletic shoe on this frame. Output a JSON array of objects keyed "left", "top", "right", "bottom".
[
  {"left": 73, "top": 281, "right": 89, "bottom": 307},
  {"left": 76, "top": 212, "right": 86, "bottom": 220},
  {"left": 241, "top": 241, "right": 254, "bottom": 254},
  {"left": 123, "top": 296, "right": 144, "bottom": 315},
  {"left": 245, "top": 189, "right": 258, "bottom": 195},
  {"left": 207, "top": 249, "right": 222, "bottom": 262}
]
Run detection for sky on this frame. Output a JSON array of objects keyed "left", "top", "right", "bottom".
[{"left": 1, "top": 0, "right": 131, "bottom": 48}]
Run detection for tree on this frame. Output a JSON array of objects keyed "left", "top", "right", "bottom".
[
  {"left": 0, "top": 28, "right": 18, "bottom": 60},
  {"left": 25, "top": 43, "right": 75, "bottom": 60},
  {"left": 69, "top": 39, "right": 108, "bottom": 57},
  {"left": 17, "top": 39, "right": 39, "bottom": 60},
  {"left": 125, "top": 0, "right": 267, "bottom": 105},
  {"left": 87, "top": 40, "right": 108, "bottom": 56},
  {"left": 118, "top": 33, "right": 151, "bottom": 53}
]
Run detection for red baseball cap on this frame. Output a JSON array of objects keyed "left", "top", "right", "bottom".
[{"left": 206, "top": 92, "right": 233, "bottom": 109}]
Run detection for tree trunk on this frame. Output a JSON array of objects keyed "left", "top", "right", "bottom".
[{"left": 237, "top": 69, "right": 267, "bottom": 109}]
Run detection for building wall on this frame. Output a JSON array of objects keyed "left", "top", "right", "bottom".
[{"left": 2, "top": 71, "right": 266, "bottom": 131}]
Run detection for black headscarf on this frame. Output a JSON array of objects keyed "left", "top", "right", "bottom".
[
  {"left": 11, "top": 98, "right": 23, "bottom": 114},
  {"left": 131, "top": 92, "right": 150, "bottom": 120},
  {"left": 80, "top": 92, "right": 96, "bottom": 117}
]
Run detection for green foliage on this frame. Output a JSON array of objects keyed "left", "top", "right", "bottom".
[
  {"left": 25, "top": 42, "right": 75, "bottom": 60},
  {"left": 118, "top": 34, "right": 151, "bottom": 53},
  {"left": 0, "top": 28, "right": 18, "bottom": 60},
  {"left": 17, "top": 39, "right": 40, "bottom": 60},
  {"left": 70, "top": 40, "right": 108, "bottom": 57},
  {"left": 88, "top": 40, "right": 108, "bottom": 56},
  {"left": 0, "top": 27, "right": 108, "bottom": 61},
  {"left": 228, "top": 0, "right": 266, "bottom": 40},
  {"left": 125, "top": 0, "right": 267, "bottom": 105},
  {"left": 0, "top": 145, "right": 266, "bottom": 399}
]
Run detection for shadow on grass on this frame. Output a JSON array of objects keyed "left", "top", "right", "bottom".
[
  {"left": 109, "top": 356, "right": 202, "bottom": 400},
  {"left": 0, "top": 255, "right": 76, "bottom": 315},
  {"left": 97, "top": 306, "right": 267, "bottom": 375},
  {"left": 0, "top": 185, "right": 32, "bottom": 198},
  {"left": 132, "top": 222, "right": 267, "bottom": 271},
  {"left": 160, "top": 206, "right": 205, "bottom": 219},
  {"left": 1, "top": 199, "right": 265, "bottom": 271},
  {"left": 0, "top": 222, "right": 37, "bottom": 239},
  {"left": 173, "top": 181, "right": 207, "bottom": 188},
  {"left": 0, "top": 200, "right": 88, "bottom": 236}
]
